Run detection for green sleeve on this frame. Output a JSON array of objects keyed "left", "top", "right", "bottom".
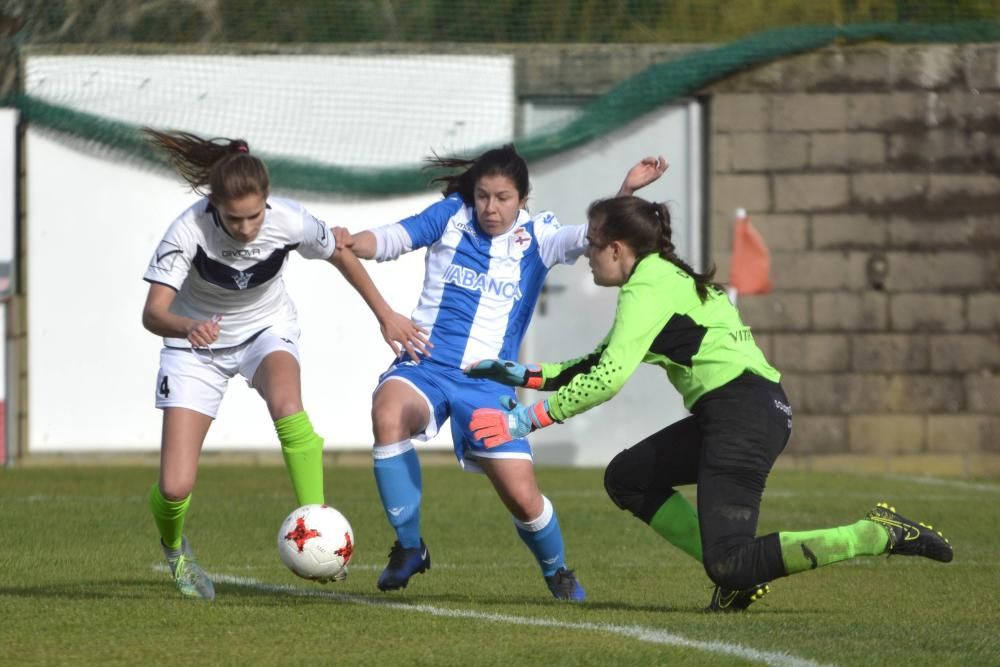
[
  {"left": 538, "top": 336, "right": 609, "bottom": 392},
  {"left": 542, "top": 269, "right": 675, "bottom": 422}
]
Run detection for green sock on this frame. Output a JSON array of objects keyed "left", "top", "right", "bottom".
[
  {"left": 649, "top": 492, "right": 703, "bottom": 561},
  {"left": 276, "top": 411, "right": 325, "bottom": 506},
  {"left": 149, "top": 483, "right": 190, "bottom": 550},
  {"left": 779, "top": 519, "right": 890, "bottom": 575}
]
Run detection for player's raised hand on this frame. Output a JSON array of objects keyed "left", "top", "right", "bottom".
[
  {"left": 465, "top": 359, "right": 543, "bottom": 388},
  {"left": 470, "top": 396, "right": 555, "bottom": 448},
  {"left": 186, "top": 314, "right": 221, "bottom": 348},
  {"left": 618, "top": 155, "right": 669, "bottom": 196},
  {"left": 380, "top": 311, "right": 432, "bottom": 363}
]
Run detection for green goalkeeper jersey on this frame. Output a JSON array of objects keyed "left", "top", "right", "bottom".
[{"left": 541, "top": 254, "right": 780, "bottom": 421}]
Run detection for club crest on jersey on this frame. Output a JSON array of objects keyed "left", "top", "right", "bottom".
[
  {"left": 233, "top": 270, "right": 253, "bottom": 290},
  {"left": 512, "top": 227, "right": 531, "bottom": 248},
  {"left": 506, "top": 227, "right": 532, "bottom": 257}
]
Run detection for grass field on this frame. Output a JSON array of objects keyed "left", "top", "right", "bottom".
[{"left": 1, "top": 464, "right": 998, "bottom": 666}]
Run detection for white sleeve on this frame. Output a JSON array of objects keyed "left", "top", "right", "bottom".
[
  {"left": 143, "top": 217, "right": 195, "bottom": 290},
  {"left": 533, "top": 211, "right": 588, "bottom": 267},
  {"left": 370, "top": 222, "right": 414, "bottom": 262},
  {"left": 296, "top": 208, "right": 336, "bottom": 260}
]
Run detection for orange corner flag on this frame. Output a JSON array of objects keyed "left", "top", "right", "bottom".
[{"left": 729, "top": 208, "right": 772, "bottom": 295}]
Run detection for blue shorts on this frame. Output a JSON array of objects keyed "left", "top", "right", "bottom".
[{"left": 376, "top": 359, "right": 532, "bottom": 471}]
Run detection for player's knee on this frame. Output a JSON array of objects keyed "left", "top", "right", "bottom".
[
  {"left": 158, "top": 482, "right": 192, "bottom": 502},
  {"left": 702, "top": 550, "right": 757, "bottom": 591},
  {"left": 508, "top": 494, "right": 545, "bottom": 524},
  {"left": 269, "top": 400, "right": 305, "bottom": 422},
  {"left": 372, "top": 389, "right": 427, "bottom": 443},
  {"left": 371, "top": 403, "right": 405, "bottom": 442},
  {"left": 603, "top": 450, "right": 645, "bottom": 514},
  {"left": 372, "top": 416, "right": 420, "bottom": 444}
]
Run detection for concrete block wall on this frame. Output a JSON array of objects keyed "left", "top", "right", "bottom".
[{"left": 706, "top": 44, "right": 1000, "bottom": 478}]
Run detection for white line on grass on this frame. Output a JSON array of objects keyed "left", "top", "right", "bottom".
[
  {"left": 211, "top": 572, "right": 829, "bottom": 667},
  {"left": 883, "top": 475, "right": 1000, "bottom": 494},
  {"left": 762, "top": 490, "right": 976, "bottom": 502}
]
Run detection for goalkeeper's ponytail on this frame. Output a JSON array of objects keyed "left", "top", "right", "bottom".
[{"left": 587, "top": 196, "right": 720, "bottom": 301}]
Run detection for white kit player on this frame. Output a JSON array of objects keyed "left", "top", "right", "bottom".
[
  {"left": 140, "top": 128, "right": 426, "bottom": 601},
  {"left": 337, "top": 144, "right": 667, "bottom": 600}
]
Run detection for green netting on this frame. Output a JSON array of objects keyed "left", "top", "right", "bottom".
[
  {"left": 517, "top": 20, "right": 1000, "bottom": 162},
  {"left": 9, "top": 0, "right": 1000, "bottom": 44},
  {"left": 2, "top": 2, "right": 999, "bottom": 195}
]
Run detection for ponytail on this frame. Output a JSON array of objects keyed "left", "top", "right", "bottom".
[
  {"left": 142, "top": 128, "right": 269, "bottom": 202},
  {"left": 425, "top": 143, "right": 529, "bottom": 203},
  {"left": 588, "top": 196, "right": 720, "bottom": 301}
]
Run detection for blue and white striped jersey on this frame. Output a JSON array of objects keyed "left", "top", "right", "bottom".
[{"left": 371, "top": 194, "right": 587, "bottom": 369}]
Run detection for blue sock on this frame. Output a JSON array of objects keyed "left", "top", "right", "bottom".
[
  {"left": 514, "top": 496, "right": 566, "bottom": 577},
  {"left": 373, "top": 441, "right": 422, "bottom": 548}
]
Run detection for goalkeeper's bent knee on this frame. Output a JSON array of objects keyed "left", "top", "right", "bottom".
[
  {"left": 604, "top": 449, "right": 647, "bottom": 516},
  {"left": 604, "top": 447, "right": 677, "bottom": 523}
]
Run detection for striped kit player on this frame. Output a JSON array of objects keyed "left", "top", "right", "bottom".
[{"left": 337, "top": 144, "right": 668, "bottom": 600}]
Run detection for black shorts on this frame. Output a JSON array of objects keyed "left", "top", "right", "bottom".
[{"left": 605, "top": 371, "right": 792, "bottom": 586}]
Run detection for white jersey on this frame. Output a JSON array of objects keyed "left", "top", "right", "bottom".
[
  {"left": 370, "top": 194, "right": 587, "bottom": 369},
  {"left": 143, "top": 196, "right": 335, "bottom": 348}
]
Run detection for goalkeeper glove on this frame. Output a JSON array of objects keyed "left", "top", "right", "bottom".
[
  {"left": 465, "top": 359, "right": 544, "bottom": 389},
  {"left": 470, "top": 396, "right": 555, "bottom": 448}
]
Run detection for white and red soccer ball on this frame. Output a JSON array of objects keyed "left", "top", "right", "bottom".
[{"left": 277, "top": 504, "right": 354, "bottom": 582}]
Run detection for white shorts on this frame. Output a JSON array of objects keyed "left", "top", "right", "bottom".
[{"left": 154, "top": 326, "right": 302, "bottom": 418}]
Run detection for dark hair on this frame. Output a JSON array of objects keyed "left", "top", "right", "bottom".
[
  {"left": 425, "top": 143, "right": 530, "bottom": 203},
  {"left": 588, "top": 196, "right": 719, "bottom": 301},
  {"left": 142, "top": 127, "right": 270, "bottom": 202}
]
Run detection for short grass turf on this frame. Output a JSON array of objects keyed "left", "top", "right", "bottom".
[{"left": 1, "top": 465, "right": 997, "bottom": 666}]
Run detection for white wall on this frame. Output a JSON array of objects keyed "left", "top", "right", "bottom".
[
  {"left": 26, "top": 130, "right": 443, "bottom": 451},
  {"left": 0, "top": 108, "right": 15, "bottom": 407},
  {"left": 22, "top": 52, "right": 516, "bottom": 454},
  {"left": 0, "top": 109, "right": 15, "bottom": 265},
  {"left": 25, "top": 55, "right": 515, "bottom": 168},
  {"left": 26, "top": 103, "right": 701, "bottom": 458}
]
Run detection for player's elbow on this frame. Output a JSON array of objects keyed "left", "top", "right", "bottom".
[
  {"left": 141, "top": 306, "right": 167, "bottom": 336},
  {"left": 141, "top": 308, "right": 157, "bottom": 334}
]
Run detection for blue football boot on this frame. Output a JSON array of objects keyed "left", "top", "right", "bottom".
[
  {"left": 377, "top": 539, "right": 431, "bottom": 591},
  {"left": 545, "top": 567, "right": 586, "bottom": 601}
]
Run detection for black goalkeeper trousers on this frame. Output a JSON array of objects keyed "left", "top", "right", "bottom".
[{"left": 603, "top": 371, "right": 792, "bottom": 590}]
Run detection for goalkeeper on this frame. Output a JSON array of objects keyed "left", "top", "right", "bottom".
[{"left": 467, "top": 195, "right": 953, "bottom": 611}]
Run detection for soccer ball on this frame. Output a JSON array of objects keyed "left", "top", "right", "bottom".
[{"left": 277, "top": 504, "right": 354, "bottom": 582}]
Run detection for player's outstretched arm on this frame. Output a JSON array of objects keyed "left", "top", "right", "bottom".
[
  {"left": 617, "top": 155, "right": 669, "bottom": 197},
  {"left": 327, "top": 243, "right": 431, "bottom": 362},
  {"left": 470, "top": 396, "right": 556, "bottom": 448},
  {"left": 332, "top": 226, "right": 377, "bottom": 260},
  {"left": 465, "top": 359, "right": 544, "bottom": 389}
]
